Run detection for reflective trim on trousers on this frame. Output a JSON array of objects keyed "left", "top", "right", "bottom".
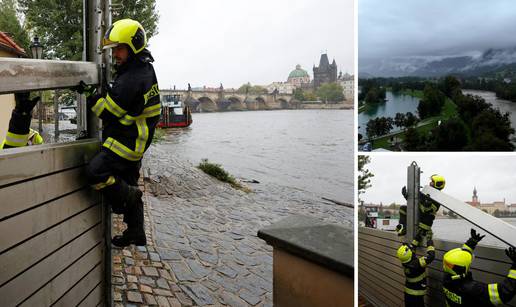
[
  {"left": 488, "top": 283, "right": 502, "bottom": 305},
  {"left": 404, "top": 287, "right": 426, "bottom": 296},
  {"left": 508, "top": 269, "right": 516, "bottom": 280}
]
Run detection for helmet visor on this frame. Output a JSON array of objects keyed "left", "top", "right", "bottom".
[{"left": 102, "top": 37, "right": 119, "bottom": 49}]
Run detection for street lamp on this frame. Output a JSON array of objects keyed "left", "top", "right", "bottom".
[
  {"left": 29, "top": 36, "right": 44, "bottom": 60},
  {"left": 30, "top": 36, "right": 44, "bottom": 133}
]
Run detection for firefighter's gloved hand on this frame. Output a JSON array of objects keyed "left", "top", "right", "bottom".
[
  {"left": 401, "top": 186, "right": 408, "bottom": 200},
  {"left": 14, "top": 92, "right": 40, "bottom": 115},
  {"left": 470, "top": 228, "right": 485, "bottom": 243},
  {"left": 396, "top": 224, "right": 406, "bottom": 236},
  {"left": 505, "top": 247, "right": 516, "bottom": 267},
  {"left": 427, "top": 239, "right": 434, "bottom": 248},
  {"left": 74, "top": 80, "right": 96, "bottom": 98}
]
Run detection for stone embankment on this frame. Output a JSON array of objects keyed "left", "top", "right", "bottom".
[{"left": 112, "top": 145, "right": 353, "bottom": 306}]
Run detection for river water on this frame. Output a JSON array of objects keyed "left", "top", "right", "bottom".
[
  {"left": 358, "top": 91, "right": 420, "bottom": 135},
  {"left": 433, "top": 218, "right": 516, "bottom": 248},
  {"left": 157, "top": 109, "right": 354, "bottom": 204},
  {"left": 463, "top": 89, "right": 516, "bottom": 145}
]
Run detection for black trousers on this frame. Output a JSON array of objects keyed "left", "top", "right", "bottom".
[
  {"left": 404, "top": 293, "right": 425, "bottom": 307},
  {"left": 85, "top": 149, "right": 143, "bottom": 230}
]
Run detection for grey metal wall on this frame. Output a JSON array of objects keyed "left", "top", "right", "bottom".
[
  {"left": 0, "top": 140, "right": 104, "bottom": 306},
  {"left": 359, "top": 226, "right": 516, "bottom": 307}
]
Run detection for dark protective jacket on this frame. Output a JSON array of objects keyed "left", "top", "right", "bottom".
[
  {"left": 418, "top": 192, "right": 440, "bottom": 231},
  {"left": 0, "top": 107, "right": 37, "bottom": 149},
  {"left": 89, "top": 49, "right": 160, "bottom": 161},
  {"left": 443, "top": 241, "right": 516, "bottom": 306},
  {"left": 402, "top": 243, "right": 436, "bottom": 297}
]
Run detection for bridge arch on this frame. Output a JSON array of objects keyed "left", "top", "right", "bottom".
[
  {"left": 278, "top": 98, "right": 290, "bottom": 109},
  {"left": 255, "top": 97, "right": 268, "bottom": 110},
  {"left": 184, "top": 97, "right": 200, "bottom": 112},
  {"left": 198, "top": 97, "right": 217, "bottom": 112},
  {"left": 227, "top": 96, "right": 245, "bottom": 111}
]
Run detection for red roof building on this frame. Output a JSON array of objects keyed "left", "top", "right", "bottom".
[{"left": 0, "top": 31, "right": 28, "bottom": 57}]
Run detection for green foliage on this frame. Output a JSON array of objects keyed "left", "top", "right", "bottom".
[
  {"left": 366, "top": 117, "right": 393, "bottom": 138},
  {"left": 19, "top": 0, "right": 159, "bottom": 60},
  {"left": 237, "top": 83, "right": 267, "bottom": 95},
  {"left": 358, "top": 155, "right": 374, "bottom": 200},
  {"left": 111, "top": 0, "right": 159, "bottom": 39},
  {"left": 428, "top": 119, "right": 469, "bottom": 151},
  {"left": 417, "top": 84, "right": 446, "bottom": 119},
  {"left": 293, "top": 88, "right": 305, "bottom": 101},
  {"left": 316, "top": 83, "right": 344, "bottom": 103},
  {"left": 197, "top": 159, "right": 249, "bottom": 192},
  {"left": 440, "top": 75, "right": 461, "bottom": 98},
  {"left": 0, "top": 0, "right": 30, "bottom": 53},
  {"left": 304, "top": 91, "right": 318, "bottom": 101}
]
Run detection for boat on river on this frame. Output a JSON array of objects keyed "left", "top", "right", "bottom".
[{"left": 158, "top": 94, "right": 192, "bottom": 128}]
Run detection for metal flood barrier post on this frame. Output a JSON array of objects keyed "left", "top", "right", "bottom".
[
  {"left": 359, "top": 161, "right": 516, "bottom": 306},
  {"left": 0, "top": 0, "right": 113, "bottom": 305}
]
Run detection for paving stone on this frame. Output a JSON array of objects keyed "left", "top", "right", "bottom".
[
  {"left": 126, "top": 291, "right": 143, "bottom": 303},
  {"left": 167, "top": 297, "right": 182, "bottom": 307},
  {"left": 216, "top": 265, "right": 238, "bottom": 278},
  {"left": 157, "top": 248, "right": 182, "bottom": 261},
  {"left": 156, "top": 278, "right": 170, "bottom": 289},
  {"left": 197, "top": 251, "right": 219, "bottom": 265},
  {"left": 114, "top": 291, "right": 122, "bottom": 302},
  {"left": 137, "top": 246, "right": 148, "bottom": 252},
  {"left": 149, "top": 252, "right": 161, "bottom": 261},
  {"left": 127, "top": 275, "right": 138, "bottom": 283},
  {"left": 175, "top": 292, "right": 193, "bottom": 306},
  {"left": 185, "top": 258, "right": 210, "bottom": 278},
  {"left": 169, "top": 261, "right": 197, "bottom": 282},
  {"left": 139, "top": 276, "right": 157, "bottom": 286},
  {"left": 159, "top": 269, "right": 174, "bottom": 281},
  {"left": 179, "top": 284, "right": 215, "bottom": 306},
  {"left": 140, "top": 284, "right": 153, "bottom": 293},
  {"left": 239, "top": 288, "right": 261, "bottom": 306},
  {"left": 178, "top": 249, "right": 196, "bottom": 259},
  {"left": 153, "top": 288, "right": 173, "bottom": 297},
  {"left": 201, "top": 278, "right": 220, "bottom": 291},
  {"left": 155, "top": 296, "right": 170, "bottom": 307},
  {"left": 142, "top": 266, "right": 160, "bottom": 277},
  {"left": 125, "top": 257, "right": 135, "bottom": 266},
  {"left": 219, "top": 291, "right": 248, "bottom": 307},
  {"left": 123, "top": 250, "right": 132, "bottom": 257},
  {"left": 144, "top": 293, "right": 157, "bottom": 305}
]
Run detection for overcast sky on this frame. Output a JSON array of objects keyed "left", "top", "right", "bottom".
[
  {"left": 361, "top": 154, "right": 516, "bottom": 206},
  {"left": 149, "top": 0, "right": 354, "bottom": 89},
  {"left": 359, "top": 0, "right": 516, "bottom": 60}
]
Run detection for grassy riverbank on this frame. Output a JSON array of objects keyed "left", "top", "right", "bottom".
[{"left": 197, "top": 159, "right": 251, "bottom": 192}]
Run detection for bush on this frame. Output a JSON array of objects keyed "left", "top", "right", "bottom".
[{"left": 197, "top": 159, "right": 250, "bottom": 192}]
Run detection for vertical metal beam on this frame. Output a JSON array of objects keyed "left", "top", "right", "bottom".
[
  {"left": 86, "top": 0, "right": 102, "bottom": 139},
  {"left": 54, "top": 90, "right": 59, "bottom": 142},
  {"left": 406, "top": 162, "right": 420, "bottom": 243}
]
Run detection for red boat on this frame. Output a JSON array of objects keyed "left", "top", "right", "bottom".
[{"left": 157, "top": 94, "right": 193, "bottom": 128}]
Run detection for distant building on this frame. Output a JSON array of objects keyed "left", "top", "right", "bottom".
[
  {"left": 465, "top": 187, "right": 507, "bottom": 215},
  {"left": 265, "top": 82, "right": 295, "bottom": 94},
  {"left": 313, "top": 53, "right": 337, "bottom": 88},
  {"left": 338, "top": 71, "right": 354, "bottom": 101},
  {"left": 287, "top": 64, "right": 310, "bottom": 87}
]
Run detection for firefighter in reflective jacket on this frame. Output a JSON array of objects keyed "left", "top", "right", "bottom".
[
  {"left": 0, "top": 92, "right": 43, "bottom": 149},
  {"left": 397, "top": 240, "right": 435, "bottom": 306},
  {"left": 74, "top": 19, "right": 160, "bottom": 247},
  {"left": 442, "top": 229, "right": 516, "bottom": 306},
  {"left": 397, "top": 174, "right": 445, "bottom": 247}
]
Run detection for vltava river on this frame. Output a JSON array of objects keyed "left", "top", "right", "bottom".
[{"left": 158, "top": 109, "right": 353, "bottom": 204}]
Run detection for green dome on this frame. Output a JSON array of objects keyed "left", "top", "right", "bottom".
[{"left": 288, "top": 64, "right": 309, "bottom": 79}]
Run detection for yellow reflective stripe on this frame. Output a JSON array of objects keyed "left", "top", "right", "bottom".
[
  {"left": 508, "top": 269, "right": 516, "bottom": 280},
  {"left": 0, "top": 140, "right": 4, "bottom": 149},
  {"left": 411, "top": 239, "right": 419, "bottom": 247},
  {"left": 103, "top": 137, "right": 143, "bottom": 161},
  {"left": 404, "top": 287, "right": 426, "bottom": 296},
  {"left": 143, "top": 83, "right": 160, "bottom": 104},
  {"left": 92, "top": 175, "right": 116, "bottom": 190},
  {"left": 427, "top": 246, "right": 435, "bottom": 252},
  {"left": 119, "top": 103, "right": 161, "bottom": 126},
  {"left": 462, "top": 244, "right": 473, "bottom": 253},
  {"left": 135, "top": 118, "right": 149, "bottom": 154},
  {"left": 399, "top": 208, "right": 406, "bottom": 214},
  {"left": 488, "top": 283, "right": 503, "bottom": 305},
  {"left": 105, "top": 94, "right": 126, "bottom": 117},
  {"left": 406, "top": 272, "right": 426, "bottom": 283},
  {"left": 5, "top": 131, "right": 29, "bottom": 147},
  {"left": 419, "top": 257, "right": 427, "bottom": 268},
  {"left": 418, "top": 222, "right": 431, "bottom": 230}
]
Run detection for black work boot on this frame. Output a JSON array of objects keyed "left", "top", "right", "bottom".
[
  {"left": 112, "top": 185, "right": 146, "bottom": 247},
  {"left": 112, "top": 228, "right": 147, "bottom": 247}
]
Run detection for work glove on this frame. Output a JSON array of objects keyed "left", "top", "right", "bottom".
[
  {"left": 505, "top": 247, "right": 516, "bottom": 268},
  {"left": 427, "top": 239, "right": 434, "bottom": 248},
  {"left": 14, "top": 92, "right": 40, "bottom": 115},
  {"left": 73, "top": 80, "right": 96, "bottom": 98},
  {"left": 465, "top": 228, "right": 485, "bottom": 250},
  {"left": 401, "top": 186, "right": 408, "bottom": 200}
]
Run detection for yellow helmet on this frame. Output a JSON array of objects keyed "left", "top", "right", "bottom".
[
  {"left": 397, "top": 244, "right": 413, "bottom": 264},
  {"left": 430, "top": 174, "right": 445, "bottom": 190},
  {"left": 443, "top": 248, "right": 472, "bottom": 277},
  {"left": 103, "top": 19, "right": 147, "bottom": 54}
]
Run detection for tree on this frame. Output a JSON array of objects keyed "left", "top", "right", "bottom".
[
  {"left": 19, "top": 0, "right": 159, "bottom": 60},
  {"left": 404, "top": 112, "right": 419, "bottom": 128},
  {"left": 237, "top": 83, "right": 267, "bottom": 95},
  {"left": 0, "top": 0, "right": 30, "bottom": 52},
  {"left": 366, "top": 117, "right": 393, "bottom": 139},
  {"left": 358, "top": 155, "right": 374, "bottom": 200},
  {"left": 403, "top": 127, "right": 421, "bottom": 151},
  {"left": 293, "top": 88, "right": 305, "bottom": 101},
  {"left": 316, "top": 83, "right": 344, "bottom": 103},
  {"left": 427, "top": 119, "right": 469, "bottom": 151},
  {"left": 441, "top": 75, "right": 461, "bottom": 98},
  {"left": 304, "top": 92, "right": 318, "bottom": 101},
  {"left": 394, "top": 113, "right": 406, "bottom": 130},
  {"left": 417, "top": 84, "right": 445, "bottom": 119}
]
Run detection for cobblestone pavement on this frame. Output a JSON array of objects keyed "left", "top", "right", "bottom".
[{"left": 112, "top": 145, "right": 353, "bottom": 306}]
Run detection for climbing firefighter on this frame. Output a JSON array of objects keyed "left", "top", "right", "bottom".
[
  {"left": 74, "top": 18, "right": 161, "bottom": 247},
  {"left": 397, "top": 239, "right": 435, "bottom": 306},
  {"left": 442, "top": 228, "right": 516, "bottom": 306},
  {"left": 0, "top": 92, "right": 43, "bottom": 149},
  {"left": 397, "top": 174, "right": 445, "bottom": 247}
]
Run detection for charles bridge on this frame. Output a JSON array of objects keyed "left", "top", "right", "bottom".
[{"left": 160, "top": 89, "right": 296, "bottom": 112}]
